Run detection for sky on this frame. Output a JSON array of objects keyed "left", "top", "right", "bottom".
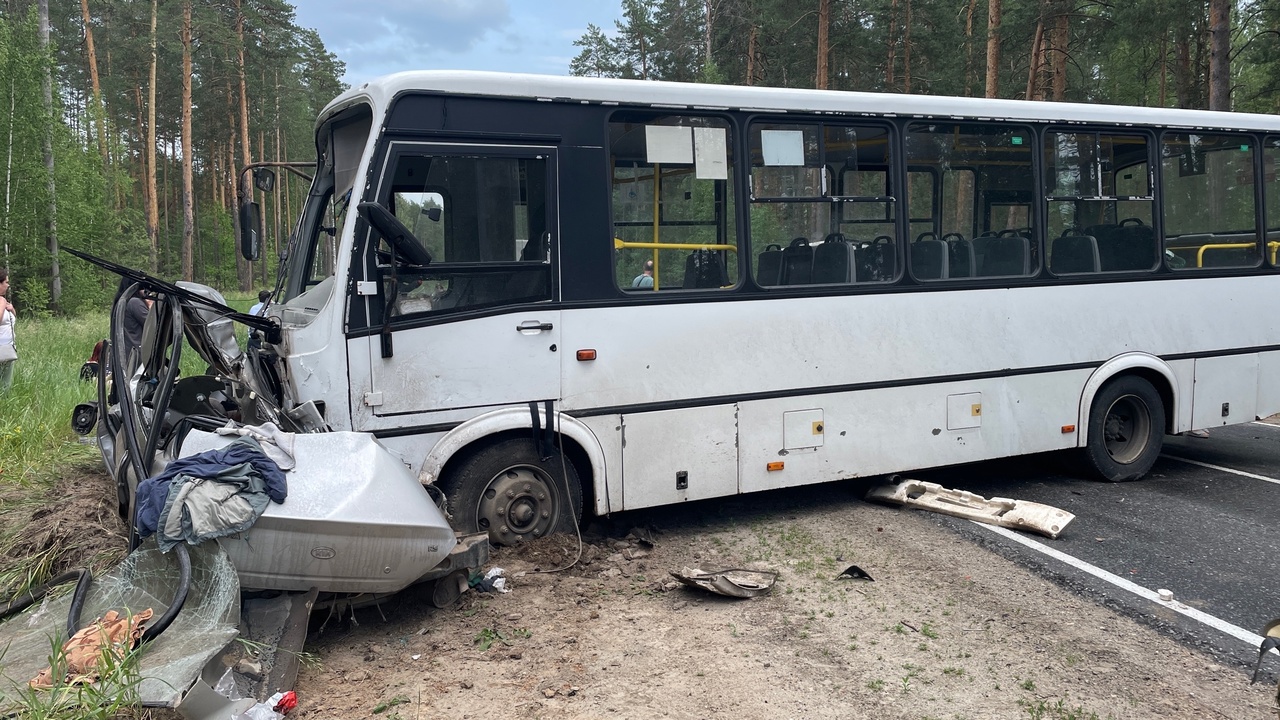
[{"left": 291, "top": 0, "right": 623, "bottom": 86}]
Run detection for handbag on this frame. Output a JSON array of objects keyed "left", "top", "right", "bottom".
[{"left": 0, "top": 342, "right": 16, "bottom": 363}]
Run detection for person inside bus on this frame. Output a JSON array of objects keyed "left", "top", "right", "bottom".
[{"left": 631, "top": 259, "right": 654, "bottom": 289}]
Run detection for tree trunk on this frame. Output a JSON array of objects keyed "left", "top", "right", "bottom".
[
  {"left": 1050, "top": 10, "right": 1067, "bottom": 101},
  {"left": 746, "top": 26, "right": 757, "bottom": 85},
  {"left": 985, "top": 0, "right": 1002, "bottom": 98},
  {"left": 1159, "top": 35, "right": 1168, "bottom": 107},
  {"left": 181, "top": 0, "right": 195, "bottom": 281},
  {"left": 704, "top": 0, "right": 713, "bottom": 72},
  {"left": 145, "top": 0, "right": 159, "bottom": 273},
  {"left": 903, "top": 0, "right": 912, "bottom": 93},
  {"left": 235, "top": 0, "right": 253, "bottom": 290},
  {"left": 1208, "top": 0, "right": 1230, "bottom": 111},
  {"left": 39, "top": 0, "right": 61, "bottom": 307},
  {"left": 1025, "top": 18, "right": 1044, "bottom": 100},
  {"left": 886, "top": 0, "right": 898, "bottom": 90},
  {"left": 4, "top": 81, "right": 14, "bottom": 269},
  {"left": 965, "top": 0, "right": 977, "bottom": 96},
  {"left": 80, "top": 0, "right": 108, "bottom": 169},
  {"left": 816, "top": 0, "right": 829, "bottom": 89}
]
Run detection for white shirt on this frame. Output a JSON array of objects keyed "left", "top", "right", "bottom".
[
  {"left": 249, "top": 302, "right": 267, "bottom": 316},
  {"left": 0, "top": 307, "right": 14, "bottom": 347}
]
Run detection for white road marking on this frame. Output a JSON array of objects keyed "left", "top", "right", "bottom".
[
  {"left": 1161, "top": 454, "right": 1280, "bottom": 486},
  {"left": 1250, "top": 421, "right": 1280, "bottom": 429},
  {"left": 975, "top": 523, "right": 1274, "bottom": 654}
]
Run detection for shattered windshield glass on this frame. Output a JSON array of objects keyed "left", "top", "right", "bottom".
[{"left": 0, "top": 541, "right": 240, "bottom": 709}]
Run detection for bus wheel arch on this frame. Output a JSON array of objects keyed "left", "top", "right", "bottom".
[
  {"left": 420, "top": 409, "right": 603, "bottom": 545},
  {"left": 1077, "top": 357, "right": 1176, "bottom": 482},
  {"left": 441, "top": 435, "right": 584, "bottom": 546}
]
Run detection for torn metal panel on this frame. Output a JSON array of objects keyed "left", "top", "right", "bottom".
[
  {"left": 670, "top": 567, "right": 777, "bottom": 598},
  {"left": 866, "top": 476, "right": 1075, "bottom": 539}
]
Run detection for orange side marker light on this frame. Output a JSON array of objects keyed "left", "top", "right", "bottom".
[
  {"left": 766, "top": 461, "right": 784, "bottom": 472},
  {"left": 1061, "top": 424, "right": 1076, "bottom": 433},
  {"left": 576, "top": 349, "right": 597, "bottom": 361}
]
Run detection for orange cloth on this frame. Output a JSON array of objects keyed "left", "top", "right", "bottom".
[{"left": 29, "top": 608, "right": 154, "bottom": 689}]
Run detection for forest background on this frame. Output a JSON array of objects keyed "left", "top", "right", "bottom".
[{"left": 1, "top": 0, "right": 1279, "bottom": 316}]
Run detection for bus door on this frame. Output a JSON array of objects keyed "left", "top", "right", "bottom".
[{"left": 355, "top": 143, "right": 560, "bottom": 422}]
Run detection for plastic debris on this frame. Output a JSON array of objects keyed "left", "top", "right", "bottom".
[
  {"left": 233, "top": 691, "right": 296, "bottom": 720},
  {"left": 866, "top": 476, "right": 1075, "bottom": 539},
  {"left": 470, "top": 567, "right": 510, "bottom": 594},
  {"left": 835, "top": 564, "right": 874, "bottom": 581}
]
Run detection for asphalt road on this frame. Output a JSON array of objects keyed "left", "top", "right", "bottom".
[{"left": 905, "top": 422, "right": 1280, "bottom": 677}]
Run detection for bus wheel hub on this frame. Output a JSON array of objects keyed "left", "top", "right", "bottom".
[{"left": 479, "top": 467, "right": 556, "bottom": 543}]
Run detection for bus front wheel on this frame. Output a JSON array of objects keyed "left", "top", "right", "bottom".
[
  {"left": 442, "top": 438, "right": 583, "bottom": 547},
  {"left": 1082, "top": 375, "right": 1165, "bottom": 482}
]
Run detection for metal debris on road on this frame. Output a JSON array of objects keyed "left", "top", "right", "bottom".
[{"left": 669, "top": 567, "right": 777, "bottom": 598}]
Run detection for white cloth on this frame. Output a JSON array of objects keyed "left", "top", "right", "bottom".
[
  {"left": 249, "top": 301, "right": 266, "bottom": 316},
  {"left": 215, "top": 421, "right": 297, "bottom": 470}
]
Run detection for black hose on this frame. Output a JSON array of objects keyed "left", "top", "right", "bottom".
[
  {"left": 63, "top": 543, "right": 192, "bottom": 645},
  {"left": 66, "top": 567, "right": 95, "bottom": 638},
  {"left": 0, "top": 570, "right": 88, "bottom": 623}
]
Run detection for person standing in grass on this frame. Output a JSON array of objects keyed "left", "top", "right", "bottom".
[{"left": 0, "top": 269, "right": 16, "bottom": 393}]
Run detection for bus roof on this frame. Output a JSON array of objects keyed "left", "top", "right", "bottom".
[{"left": 321, "top": 70, "right": 1280, "bottom": 135}]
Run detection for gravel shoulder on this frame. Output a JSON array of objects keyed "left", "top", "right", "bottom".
[{"left": 291, "top": 483, "right": 1279, "bottom": 720}]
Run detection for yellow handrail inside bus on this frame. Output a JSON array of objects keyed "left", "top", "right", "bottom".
[
  {"left": 613, "top": 239, "right": 739, "bottom": 253},
  {"left": 1166, "top": 241, "right": 1280, "bottom": 267}
]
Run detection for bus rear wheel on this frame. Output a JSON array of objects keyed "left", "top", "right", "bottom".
[
  {"left": 442, "top": 438, "right": 583, "bottom": 547},
  {"left": 1082, "top": 375, "right": 1165, "bottom": 482}
]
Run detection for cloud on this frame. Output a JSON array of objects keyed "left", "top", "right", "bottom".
[{"left": 296, "top": 0, "right": 512, "bottom": 79}]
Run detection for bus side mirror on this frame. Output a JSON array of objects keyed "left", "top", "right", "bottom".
[
  {"left": 239, "top": 201, "right": 262, "bottom": 261},
  {"left": 253, "top": 168, "right": 276, "bottom": 192}
]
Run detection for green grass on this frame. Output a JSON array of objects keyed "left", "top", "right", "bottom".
[{"left": 0, "top": 292, "right": 255, "bottom": 488}]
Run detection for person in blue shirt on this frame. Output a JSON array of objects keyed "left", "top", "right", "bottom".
[{"left": 631, "top": 260, "right": 654, "bottom": 289}]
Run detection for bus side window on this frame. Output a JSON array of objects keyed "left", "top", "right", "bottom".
[
  {"left": 378, "top": 149, "right": 553, "bottom": 317},
  {"left": 747, "top": 122, "right": 897, "bottom": 288},
  {"left": 907, "top": 122, "right": 1037, "bottom": 280},
  {"left": 1161, "top": 133, "right": 1260, "bottom": 270},
  {"left": 1044, "top": 131, "right": 1154, "bottom": 274},
  {"left": 610, "top": 114, "right": 738, "bottom": 293}
]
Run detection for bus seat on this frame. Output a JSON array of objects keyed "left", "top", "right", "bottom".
[
  {"left": 780, "top": 238, "right": 814, "bottom": 284},
  {"left": 943, "top": 234, "right": 974, "bottom": 278},
  {"left": 756, "top": 243, "right": 784, "bottom": 286},
  {"left": 1102, "top": 222, "right": 1155, "bottom": 271},
  {"left": 909, "top": 238, "right": 949, "bottom": 280},
  {"left": 683, "top": 249, "right": 729, "bottom": 288},
  {"left": 812, "top": 236, "right": 856, "bottom": 284},
  {"left": 856, "top": 235, "right": 896, "bottom": 282},
  {"left": 974, "top": 235, "right": 1029, "bottom": 276},
  {"left": 1050, "top": 235, "right": 1100, "bottom": 274}
]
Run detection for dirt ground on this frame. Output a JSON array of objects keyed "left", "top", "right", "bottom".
[
  {"left": 8, "top": 466, "right": 1278, "bottom": 720},
  {"left": 288, "top": 482, "right": 1276, "bottom": 720}
]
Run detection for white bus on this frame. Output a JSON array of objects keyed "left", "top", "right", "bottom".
[{"left": 234, "top": 71, "right": 1280, "bottom": 545}]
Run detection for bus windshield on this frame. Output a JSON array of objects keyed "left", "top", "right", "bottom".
[{"left": 281, "top": 105, "right": 371, "bottom": 311}]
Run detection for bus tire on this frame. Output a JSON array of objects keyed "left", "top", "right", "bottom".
[
  {"left": 442, "top": 437, "right": 583, "bottom": 547},
  {"left": 1082, "top": 375, "right": 1165, "bottom": 482}
]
